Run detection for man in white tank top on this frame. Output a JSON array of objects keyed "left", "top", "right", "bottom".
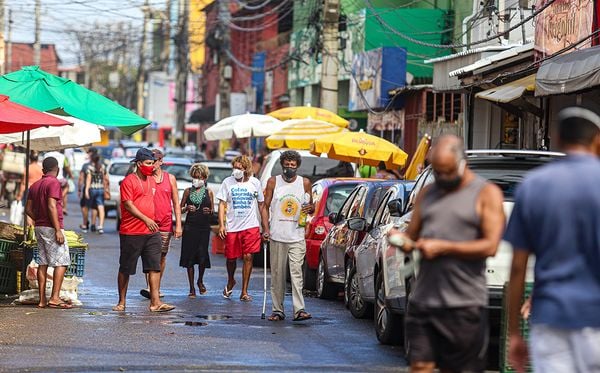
[{"left": 262, "top": 150, "right": 314, "bottom": 321}]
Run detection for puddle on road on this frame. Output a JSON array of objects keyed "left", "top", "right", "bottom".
[
  {"left": 167, "top": 321, "right": 208, "bottom": 327},
  {"left": 196, "top": 314, "right": 232, "bottom": 321}
]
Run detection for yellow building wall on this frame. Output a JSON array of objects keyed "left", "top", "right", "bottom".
[{"left": 189, "top": 0, "right": 214, "bottom": 73}]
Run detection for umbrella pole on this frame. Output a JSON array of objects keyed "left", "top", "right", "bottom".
[{"left": 23, "top": 131, "right": 30, "bottom": 234}]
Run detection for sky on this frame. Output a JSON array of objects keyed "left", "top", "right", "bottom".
[{"left": 6, "top": 0, "right": 165, "bottom": 66}]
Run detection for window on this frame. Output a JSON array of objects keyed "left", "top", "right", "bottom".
[
  {"left": 349, "top": 187, "right": 367, "bottom": 218},
  {"left": 371, "top": 189, "right": 394, "bottom": 228},
  {"left": 364, "top": 186, "right": 390, "bottom": 226},
  {"left": 425, "top": 91, "right": 462, "bottom": 123},
  {"left": 338, "top": 188, "right": 359, "bottom": 220},
  {"left": 324, "top": 183, "right": 357, "bottom": 216}
]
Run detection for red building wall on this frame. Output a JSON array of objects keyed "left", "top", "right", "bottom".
[{"left": 7, "top": 43, "right": 60, "bottom": 74}]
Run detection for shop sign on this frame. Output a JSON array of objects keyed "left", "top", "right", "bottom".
[{"left": 534, "top": 0, "right": 595, "bottom": 59}]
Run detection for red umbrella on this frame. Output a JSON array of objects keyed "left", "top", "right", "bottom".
[{"left": 0, "top": 94, "right": 71, "bottom": 133}]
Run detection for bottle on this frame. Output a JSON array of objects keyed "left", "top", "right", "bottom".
[{"left": 298, "top": 192, "right": 310, "bottom": 228}]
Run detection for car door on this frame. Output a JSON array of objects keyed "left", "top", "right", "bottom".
[
  {"left": 324, "top": 187, "right": 361, "bottom": 281},
  {"left": 356, "top": 187, "right": 397, "bottom": 300}
]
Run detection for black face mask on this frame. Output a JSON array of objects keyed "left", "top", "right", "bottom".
[
  {"left": 282, "top": 167, "right": 297, "bottom": 180},
  {"left": 435, "top": 175, "right": 462, "bottom": 191}
]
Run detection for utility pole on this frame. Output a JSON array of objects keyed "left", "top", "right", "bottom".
[
  {"left": 217, "top": 0, "right": 231, "bottom": 122},
  {"left": 33, "top": 0, "right": 41, "bottom": 66},
  {"left": 6, "top": 8, "right": 12, "bottom": 72},
  {"left": 161, "top": 0, "right": 171, "bottom": 72},
  {"left": 136, "top": 0, "right": 150, "bottom": 117},
  {"left": 0, "top": 0, "right": 5, "bottom": 74},
  {"left": 174, "top": 0, "right": 189, "bottom": 142},
  {"left": 319, "top": 0, "right": 340, "bottom": 113}
]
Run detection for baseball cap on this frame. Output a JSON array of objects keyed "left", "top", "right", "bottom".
[{"left": 131, "top": 148, "right": 156, "bottom": 162}]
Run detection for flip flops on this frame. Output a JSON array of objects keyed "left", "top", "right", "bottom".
[
  {"left": 150, "top": 303, "right": 175, "bottom": 313},
  {"left": 240, "top": 294, "right": 253, "bottom": 302},
  {"left": 47, "top": 301, "right": 73, "bottom": 309},
  {"left": 222, "top": 286, "right": 233, "bottom": 299},
  {"left": 112, "top": 304, "right": 126, "bottom": 312},
  {"left": 268, "top": 313, "right": 285, "bottom": 321}
]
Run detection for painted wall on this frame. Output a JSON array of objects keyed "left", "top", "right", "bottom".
[{"left": 189, "top": 0, "right": 214, "bottom": 73}]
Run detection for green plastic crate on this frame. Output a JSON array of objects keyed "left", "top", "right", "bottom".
[
  {"left": 0, "top": 239, "right": 18, "bottom": 263},
  {"left": 0, "top": 262, "right": 16, "bottom": 294},
  {"left": 500, "top": 282, "right": 533, "bottom": 373},
  {"left": 32, "top": 247, "right": 86, "bottom": 277}
]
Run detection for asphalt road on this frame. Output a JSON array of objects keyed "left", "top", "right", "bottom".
[{"left": 0, "top": 199, "right": 409, "bottom": 372}]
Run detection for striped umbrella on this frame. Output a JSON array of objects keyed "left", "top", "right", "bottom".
[{"left": 265, "top": 118, "right": 347, "bottom": 150}]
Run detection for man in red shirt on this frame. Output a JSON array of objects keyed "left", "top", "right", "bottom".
[
  {"left": 25, "top": 157, "right": 72, "bottom": 309},
  {"left": 140, "top": 149, "right": 182, "bottom": 299},
  {"left": 113, "top": 148, "right": 175, "bottom": 313}
]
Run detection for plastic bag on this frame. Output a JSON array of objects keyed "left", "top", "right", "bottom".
[{"left": 9, "top": 200, "right": 23, "bottom": 225}]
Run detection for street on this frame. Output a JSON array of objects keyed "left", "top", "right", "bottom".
[{"left": 0, "top": 199, "right": 408, "bottom": 372}]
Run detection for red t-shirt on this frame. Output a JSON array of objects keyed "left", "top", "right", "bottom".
[
  {"left": 29, "top": 174, "right": 63, "bottom": 229},
  {"left": 119, "top": 173, "right": 156, "bottom": 235},
  {"left": 154, "top": 171, "right": 173, "bottom": 232}
]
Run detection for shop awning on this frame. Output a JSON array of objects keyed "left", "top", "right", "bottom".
[
  {"left": 475, "top": 74, "right": 536, "bottom": 103},
  {"left": 536, "top": 45, "right": 600, "bottom": 96}
]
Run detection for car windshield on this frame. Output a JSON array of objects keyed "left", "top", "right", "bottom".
[
  {"left": 324, "top": 184, "right": 357, "bottom": 215},
  {"left": 108, "top": 163, "right": 131, "bottom": 176},
  {"left": 163, "top": 164, "right": 193, "bottom": 181},
  {"left": 272, "top": 157, "right": 354, "bottom": 183},
  {"left": 469, "top": 162, "right": 539, "bottom": 201},
  {"left": 207, "top": 167, "right": 232, "bottom": 184}
]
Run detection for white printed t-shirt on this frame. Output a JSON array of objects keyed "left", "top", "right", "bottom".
[{"left": 216, "top": 175, "right": 264, "bottom": 233}]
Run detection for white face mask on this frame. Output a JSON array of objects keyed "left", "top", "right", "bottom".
[
  {"left": 192, "top": 178, "right": 204, "bottom": 188},
  {"left": 232, "top": 169, "right": 244, "bottom": 180}
]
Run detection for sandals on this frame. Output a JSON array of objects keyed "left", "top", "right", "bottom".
[
  {"left": 268, "top": 313, "right": 285, "bottom": 321},
  {"left": 293, "top": 310, "right": 312, "bottom": 321},
  {"left": 150, "top": 303, "right": 175, "bottom": 313},
  {"left": 79, "top": 224, "right": 89, "bottom": 233},
  {"left": 47, "top": 301, "right": 73, "bottom": 309},
  {"left": 112, "top": 304, "right": 126, "bottom": 312},
  {"left": 198, "top": 283, "right": 207, "bottom": 295},
  {"left": 188, "top": 292, "right": 196, "bottom": 299},
  {"left": 240, "top": 294, "right": 253, "bottom": 302},
  {"left": 222, "top": 286, "right": 233, "bottom": 299}
]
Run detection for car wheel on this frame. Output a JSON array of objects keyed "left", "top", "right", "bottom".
[
  {"left": 316, "top": 254, "right": 336, "bottom": 299},
  {"left": 375, "top": 270, "right": 402, "bottom": 345},
  {"left": 303, "top": 261, "right": 317, "bottom": 291},
  {"left": 346, "top": 265, "right": 373, "bottom": 319}
]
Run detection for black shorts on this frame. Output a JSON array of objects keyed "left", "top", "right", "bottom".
[
  {"left": 119, "top": 233, "right": 162, "bottom": 275},
  {"left": 405, "top": 303, "right": 488, "bottom": 372}
]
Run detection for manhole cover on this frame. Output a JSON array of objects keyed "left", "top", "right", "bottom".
[
  {"left": 168, "top": 321, "right": 208, "bottom": 326},
  {"left": 196, "top": 314, "right": 232, "bottom": 320}
]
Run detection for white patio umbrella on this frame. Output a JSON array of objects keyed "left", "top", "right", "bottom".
[
  {"left": 0, "top": 113, "right": 102, "bottom": 151},
  {"left": 204, "top": 113, "right": 284, "bottom": 141}
]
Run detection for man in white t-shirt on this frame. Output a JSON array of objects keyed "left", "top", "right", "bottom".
[
  {"left": 217, "top": 155, "right": 268, "bottom": 302},
  {"left": 44, "top": 150, "right": 73, "bottom": 216},
  {"left": 262, "top": 150, "right": 314, "bottom": 322}
]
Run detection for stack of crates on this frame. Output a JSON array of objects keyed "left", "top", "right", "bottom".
[
  {"left": 500, "top": 281, "right": 534, "bottom": 373},
  {"left": 0, "top": 239, "right": 18, "bottom": 294}
]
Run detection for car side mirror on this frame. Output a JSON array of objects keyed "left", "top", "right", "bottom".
[
  {"left": 387, "top": 198, "right": 404, "bottom": 217},
  {"left": 328, "top": 212, "right": 338, "bottom": 224},
  {"left": 347, "top": 217, "right": 367, "bottom": 232}
]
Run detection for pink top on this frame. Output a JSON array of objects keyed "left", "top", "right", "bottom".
[
  {"left": 29, "top": 174, "right": 63, "bottom": 229},
  {"left": 153, "top": 171, "right": 173, "bottom": 232}
]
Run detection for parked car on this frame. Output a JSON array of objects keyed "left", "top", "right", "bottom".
[
  {"left": 164, "top": 148, "right": 207, "bottom": 162},
  {"left": 353, "top": 150, "right": 563, "bottom": 350},
  {"left": 258, "top": 149, "right": 356, "bottom": 187},
  {"left": 304, "top": 178, "right": 366, "bottom": 290},
  {"left": 346, "top": 181, "right": 414, "bottom": 320},
  {"left": 316, "top": 180, "right": 398, "bottom": 299}
]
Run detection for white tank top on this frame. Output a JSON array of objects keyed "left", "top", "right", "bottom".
[{"left": 270, "top": 175, "right": 306, "bottom": 243}]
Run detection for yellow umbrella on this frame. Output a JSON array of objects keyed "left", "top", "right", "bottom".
[
  {"left": 310, "top": 129, "right": 408, "bottom": 169},
  {"left": 265, "top": 118, "right": 347, "bottom": 150},
  {"left": 267, "top": 106, "right": 349, "bottom": 127},
  {"left": 404, "top": 134, "right": 431, "bottom": 180}
]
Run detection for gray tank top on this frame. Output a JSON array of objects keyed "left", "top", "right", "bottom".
[{"left": 411, "top": 176, "right": 488, "bottom": 308}]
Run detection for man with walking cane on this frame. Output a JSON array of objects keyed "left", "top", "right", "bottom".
[{"left": 261, "top": 150, "right": 313, "bottom": 322}]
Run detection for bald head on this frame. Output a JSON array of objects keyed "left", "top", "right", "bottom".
[{"left": 430, "top": 135, "right": 467, "bottom": 191}]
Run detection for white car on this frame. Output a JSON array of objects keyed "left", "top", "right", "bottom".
[{"left": 258, "top": 149, "right": 357, "bottom": 188}]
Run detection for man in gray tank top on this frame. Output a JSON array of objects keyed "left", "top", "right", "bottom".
[{"left": 389, "top": 135, "right": 505, "bottom": 373}]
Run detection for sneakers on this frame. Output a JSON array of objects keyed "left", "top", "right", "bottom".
[
  {"left": 97, "top": 227, "right": 104, "bottom": 234},
  {"left": 79, "top": 223, "right": 89, "bottom": 233}
]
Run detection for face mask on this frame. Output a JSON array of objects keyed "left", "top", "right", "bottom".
[
  {"left": 282, "top": 167, "right": 297, "bottom": 180},
  {"left": 192, "top": 178, "right": 204, "bottom": 188},
  {"left": 138, "top": 163, "right": 154, "bottom": 176},
  {"left": 232, "top": 169, "right": 244, "bottom": 180}
]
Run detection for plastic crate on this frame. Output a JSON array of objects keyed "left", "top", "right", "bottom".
[
  {"left": 0, "top": 239, "right": 18, "bottom": 263},
  {"left": 33, "top": 247, "right": 86, "bottom": 277},
  {"left": 0, "top": 262, "right": 17, "bottom": 294}
]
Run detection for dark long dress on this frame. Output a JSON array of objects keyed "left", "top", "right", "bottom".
[{"left": 179, "top": 187, "right": 211, "bottom": 268}]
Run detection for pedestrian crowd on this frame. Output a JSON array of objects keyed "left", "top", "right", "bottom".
[{"left": 24, "top": 106, "right": 600, "bottom": 373}]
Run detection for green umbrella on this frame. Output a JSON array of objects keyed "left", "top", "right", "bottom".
[{"left": 0, "top": 66, "right": 149, "bottom": 135}]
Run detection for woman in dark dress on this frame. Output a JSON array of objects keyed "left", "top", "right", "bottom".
[{"left": 179, "top": 163, "right": 214, "bottom": 298}]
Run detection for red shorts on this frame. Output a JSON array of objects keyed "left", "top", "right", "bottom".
[{"left": 224, "top": 227, "right": 261, "bottom": 260}]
